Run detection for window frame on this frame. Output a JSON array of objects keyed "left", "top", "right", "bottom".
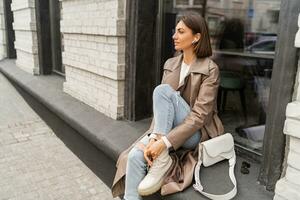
[{"left": 173, "top": 0, "right": 203, "bottom": 9}]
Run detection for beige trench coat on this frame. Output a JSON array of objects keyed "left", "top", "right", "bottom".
[{"left": 111, "top": 54, "right": 224, "bottom": 197}]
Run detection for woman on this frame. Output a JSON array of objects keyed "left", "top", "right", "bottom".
[{"left": 112, "top": 12, "right": 224, "bottom": 200}]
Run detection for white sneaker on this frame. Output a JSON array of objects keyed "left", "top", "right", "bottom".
[{"left": 138, "top": 149, "right": 172, "bottom": 196}]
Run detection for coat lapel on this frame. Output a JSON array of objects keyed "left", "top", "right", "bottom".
[
  {"left": 163, "top": 54, "right": 211, "bottom": 92},
  {"left": 163, "top": 54, "right": 182, "bottom": 90},
  {"left": 170, "top": 55, "right": 211, "bottom": 91}
]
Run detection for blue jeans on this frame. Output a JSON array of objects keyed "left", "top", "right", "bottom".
[{"left": 124, "top": 84, "right": 201, "bottom": 200}]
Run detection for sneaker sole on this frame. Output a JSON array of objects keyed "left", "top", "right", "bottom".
[
  {"left": 138, "top": 177, "right": 164, "bottom": 196},
  {"left": 138, "top": 159, "right": 172, "bottom": 196}
]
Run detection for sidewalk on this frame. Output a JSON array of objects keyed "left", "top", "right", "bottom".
[
  {"left": 0, "top": 73, "right": 119, "bottom": 200},
  {"left": 0, "top": 59, "right": 275, "bottom": 200}
]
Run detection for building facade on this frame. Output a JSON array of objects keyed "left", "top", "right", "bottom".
[
  {"left": 0, "top": 0, "right": 300, "bottom": 199},
  {"left": 61, "top": 0, "right": 126, "bottom": 119},
  {"left": 12, "top": 0, "right": 39, "bottom": 74},
  {"left": 0, "top": 0, "right": 6, "bottom": 59},
  {"left": 274, "top": 15, "right": 300, "bottom": 199}
]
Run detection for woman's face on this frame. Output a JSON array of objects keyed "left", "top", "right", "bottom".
[{"left": 172, "top": 20, "right": 197, "bottom": 51}]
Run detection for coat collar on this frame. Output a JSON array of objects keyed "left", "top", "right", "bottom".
[
  {"left": 164, "top": 54, "right": 211, "bottom": 91},
  {"left": 165, "top": 54, "right": 210, "bottom": 76}
]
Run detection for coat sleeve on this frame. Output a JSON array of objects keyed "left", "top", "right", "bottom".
[{"left": 166, "top": 63, "right": 220, "bottom": 150}]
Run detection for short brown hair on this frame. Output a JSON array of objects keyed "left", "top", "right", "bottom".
[{"left": 178, "top": 12, "right": 212, "bottom": 58}]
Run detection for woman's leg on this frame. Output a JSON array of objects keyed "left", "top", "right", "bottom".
[
  {"left": 124, "top": 84, "right": 201, "bottom": 200},
  {"left": 124, "top": 136, "right": 149, "bottom": 200},
  {"left": 152, "top": 84, "right": 201, "bottom": 149}
]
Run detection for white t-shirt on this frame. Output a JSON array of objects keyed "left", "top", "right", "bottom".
[{"left": 179, "top": 61, "right": 190, "bottom": 85}]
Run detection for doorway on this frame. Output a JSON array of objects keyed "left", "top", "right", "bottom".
[
  {"left": 35, "top": 0, "right": 62, "bottom": 75},
  {"left": 3, "top": 0, "right": 16, "bottom": 58},
  {"left": 49, "top": 0, "right": 63, "bottom": 75}
]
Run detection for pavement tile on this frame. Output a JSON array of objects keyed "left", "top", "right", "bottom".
[{"left": 0, "top": 73, "right": 119, "bottom": 199}]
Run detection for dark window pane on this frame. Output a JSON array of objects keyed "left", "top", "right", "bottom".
[
  {"left": 194, "top": 0, "right": 203, "bottom": 5},
  {"left": 176, "top": 0, "right": 189, "bottom": 6},
  {"left": 160, "top": 0, "right": 281, "bottom": 155}
]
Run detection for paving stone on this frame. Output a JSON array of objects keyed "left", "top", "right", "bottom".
[{"left": 0, "top": 73, "right": 119, "bottom": 199}]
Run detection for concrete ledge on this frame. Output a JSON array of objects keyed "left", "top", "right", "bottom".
[
  {"left": 0, "top": 59, "right": 145, "bottom": 162},
  {"left": 0, "top": 59, "right": 274, "bottom": 200}
]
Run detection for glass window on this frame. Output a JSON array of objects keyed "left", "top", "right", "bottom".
[
  {"left": 160, "top": 0, "right": 281, "bottom": 155},
  {"left": 175, "top": 0, "right": 189, "bottom": 6},
  {"left": 194, "top": 0, "right": 204, "bottom": 5},
  {"left": 50, "top": 0, "right": 64, "bottom": 75}
]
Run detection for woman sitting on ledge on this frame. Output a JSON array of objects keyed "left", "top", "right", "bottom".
[{"left": 111, "top": 12, "right": 224, "bottom": 200}]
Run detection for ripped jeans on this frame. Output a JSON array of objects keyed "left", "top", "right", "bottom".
[{"left": 124, "top": 84, "right": 201, "bottom": 200}]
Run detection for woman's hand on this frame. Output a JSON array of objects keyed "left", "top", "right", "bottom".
[
  {"left": 144, "top": 139, "right": 167, "bottom": 166},
  {"left": 143, "top": 138, "right": 156, "bottom": 166}
]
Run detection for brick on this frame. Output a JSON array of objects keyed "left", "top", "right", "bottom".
[
  {"left": 15, "top": 49, "right": 39, "bottom": 75},
  {"left": 295, "top": 14, "right": 300, "bottom": 47},
  {"left": 285, "top": 165, "right": 300, "bottom": 187},
  {"left": 290, "top": 136, "right": 300, "bottom": 154},
  {"left": 284, "top": 118, "right": 300, "bottom": 138},
  {"left": 275, "top": 178, "right": 300, "bottom": 200},
  {"left": 0, "top": 3, "right": 6, "bottom": 59},
  {"left": 286, "top": 102, "right": 300, "bottom": 120},
  {"left": 287, "top": 150, "right": 300, "bottom": 170}
]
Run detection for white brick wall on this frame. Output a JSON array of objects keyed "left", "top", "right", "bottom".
[
  {"left": 63, "top": 66, "right": 124, "bottom": 119},
  {"left": 60, "top": 0, "right": 125, "bottom": 36},
  {"left": 61, "top": 0, "right": 126, "bottom": 119},
  {"left": 274, "top": 13, "right": 300, "bottom": 200},
  {"left": 0, "top": 0, "right": 7, "bottom": 59},
  {"left": 11, "top": 0, "right": 39, "bottom": 74},
  {"left": 14, "top": 30, "right": 38, "bottom": 53}
]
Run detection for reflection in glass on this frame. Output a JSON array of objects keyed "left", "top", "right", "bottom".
[{"left": 161, "top": 0, "right": 281, "bottom": 155}]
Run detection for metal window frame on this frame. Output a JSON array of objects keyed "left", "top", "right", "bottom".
[
  {"left": 35, "top": 0, "right": 52, "bottom": 75},
  {"left": 124, "top": 0, "right": 158, "bottom": 121},
  {"left": 173, "top": 0, "right": 203, "bottom": 9},
  {"left": 35, "top": 0, "right": 63, "bottom": 75},
  {"left": 3, "top": 0, "right": 16, "bottom": 58}
]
